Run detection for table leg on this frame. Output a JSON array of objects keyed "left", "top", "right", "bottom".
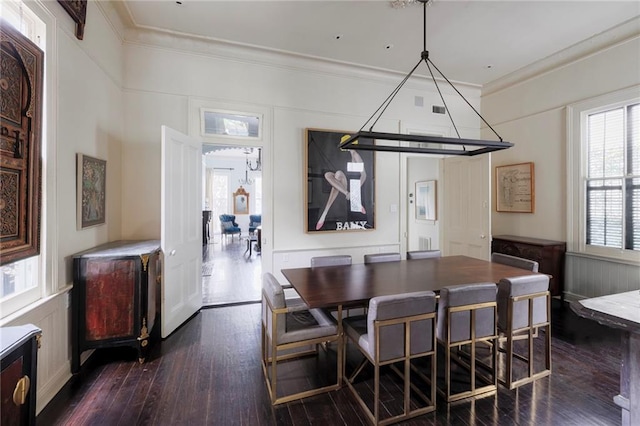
[{"left": 615, "top": 331, "right": 639, "bottom": 426}]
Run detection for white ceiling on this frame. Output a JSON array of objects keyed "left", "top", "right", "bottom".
[{"left": 116, "top": 0, "right": 640, "bottom": 87}]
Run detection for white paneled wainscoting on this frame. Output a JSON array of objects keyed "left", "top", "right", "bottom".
[
  {"left": 1, "top": 288, "right": 74, "bottom": 414},
  {"left": 565, "top": 253, "right": 640, "bottom": 301}
]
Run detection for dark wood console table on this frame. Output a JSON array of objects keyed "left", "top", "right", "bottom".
[{"left": 492, "top": 235, "right": 566, "bottom": 297}]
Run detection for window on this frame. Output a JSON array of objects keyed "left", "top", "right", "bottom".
[
  {"left": 201, "top": 109, "right": 262, "bottom": 140},
  {"left": 568, "top": 88, "right": 640, "bottom": 263},
  {"left": 0, "top": 1, "right": 47, "bottom": 318},
  {"left": 254, "top": 177, "right": 263, "bottom": 215}
]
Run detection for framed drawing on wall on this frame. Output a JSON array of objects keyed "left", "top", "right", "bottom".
[
  {"left": 496, "top": 162, "right": 535, "bottom": 213},
  {"left": 416, "top": 180, "right": 437, "bottom": 221},
  {"left": 305, "top": 128, "right": 375, "bottom": 233},
  {"left": 233, "top": 186, "right": 250, "bottom": 215},
  {"left": 77, "top": 154, "right": 106, "bottom": 229}
]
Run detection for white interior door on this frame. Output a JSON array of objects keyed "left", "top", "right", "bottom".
[
  {"left": 161, "top": 125, "right": 203, "bottom": 338},
  {"left": 442, "top": 155, "right": 491, "bottom": 259}
]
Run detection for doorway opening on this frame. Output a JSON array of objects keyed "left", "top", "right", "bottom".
[{"left": 202, "top": 145, "right": 262, "bottom": 307}]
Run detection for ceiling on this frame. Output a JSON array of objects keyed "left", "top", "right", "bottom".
[{"left": 116, "top": 1, "right": 640, "bottom": 87}]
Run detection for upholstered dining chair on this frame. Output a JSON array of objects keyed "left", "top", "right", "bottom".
[
  {"left": 497, "top": 275, "right": 551, "bottom": 389},
  {"left": 343, "top": 291, "right": 437, "bottom": 425},
  {"left": 310, "top": 255, "right": 363, "bottom": 317},
  {"left": 310, "top": 255, "right": 352, "bottom": 267},
  {"left": 261, "top": 273, "right": 341, "bottom": 405},
  {"left": 363, "top": 252, "right": 401, "bottom": 264},
  {"left": 437, "top": 283, "right": 498, "bottom": 403},
  {"left": 491, "top": 252, "right": 539, "bottom": 272},
  {"left": 407, "top": 250, "right": 441, "bottom": 260}
]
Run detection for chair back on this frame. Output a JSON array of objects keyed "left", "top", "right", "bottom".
[
  {"left": 262, "top": 273, "right": 286, "bottom": 337},
  {"left": 437, "top": 283, "right": 497, "bottom": 344},
  {"left": 249, "top": 214, "right": 262, "bottom": 226},
  {"left": 310, "top": 255, "right": 352, "bottom": 268},
  {"left": 407, "top": 250, "right": 441, "bottom": 260},
  {"left": 367, "top": 291, "right": 436, "bottom": 362},
  {"left": 364, "top": 252, "right": 401, "bottom": 264},
  {"left": 497, "top": 275, "right": 549, "bottom": 331},
  {"left": 491, "top": 252, "right": 539, "bottom": 272}
]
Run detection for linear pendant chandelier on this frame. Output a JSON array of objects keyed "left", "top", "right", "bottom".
[{"left": 340, "top": 0, "right": 513, "bottom": 156}]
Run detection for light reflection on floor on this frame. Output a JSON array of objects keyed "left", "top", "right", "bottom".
[{"left": 202, "top": 233, "right": 261, "bottom": 306}]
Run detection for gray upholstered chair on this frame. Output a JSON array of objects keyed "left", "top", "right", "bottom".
[
  {"left": 437, "top": 283, "right": 498, "bottom": 402},
  {"left": 407, "top": 250, "right": 441, "bottom": 260},
  {"left": 343, "top": 291, "right": 437, "bottom": 425},
  {"left": 261, "top": 273, "right": 341, "bottom": 405},
  {"left": 491, "top": 252, "right": 539, "bottom": 272},
  {"left": 363, "top": 252, "right": 401, "bottom": 264},
  {"left": 310, "top": 255, "right": 352, "bottom": 268},
  {"left": 497, "top": 275, "right": 551, "bottom": 389}
]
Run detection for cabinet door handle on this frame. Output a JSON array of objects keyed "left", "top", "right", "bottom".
[
  {"left": 169, "top": 250, "right": 176, "bottom": 256},
  {"left": 13, "top": 375, "right": 30, "bottom": 406}
]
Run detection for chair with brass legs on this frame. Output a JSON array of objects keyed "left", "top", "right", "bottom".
[
  {"left": 364, "top": 252, "right": 401, "bottom": 264},
  {"left": 261, "top": 273, "right": 342, "bottom": 405},
  {"left": 406, "top": 250, "right": 441, "bottom": 260},
  {"left": 343, "top": 291, "right": 437, "bottom": 426},
  {"left": 497, "top": 275, "right": 551, "bottom": 389},
  {"left": 491, "top": 252, "right": 539, "bottom": 272},
  {"left": 436, "top": 283, "right": 498, "bottom": 403},
  {"left": 310, "top": 255, "right": 363, "bottom": 317},
  {"left": 310, "top": 255, "right": 352, "bottom": 267}
]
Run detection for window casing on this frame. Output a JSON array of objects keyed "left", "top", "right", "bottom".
[
  {"left": 568, "top": 87, "right": 640, "bottom": 263},
  {"left": 0, "top": 0, "right": 50, "bottom": 319}
]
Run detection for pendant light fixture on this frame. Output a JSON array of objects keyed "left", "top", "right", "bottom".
[{"left": 340, "top": 0, "right": 513, "bottom": 156}]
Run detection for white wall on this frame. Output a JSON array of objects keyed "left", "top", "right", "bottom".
[
  {"left": 1, "top": 1, "right": 125, "bottom": 413},
  {"left": 483, "top": 34, "right": 640, "bottom": 298},
  {"left": 120, "top": 29, "right": 482, "bottom": 275}
]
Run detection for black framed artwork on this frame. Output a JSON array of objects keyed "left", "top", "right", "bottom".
[{"left": 305, "top": 128, "right": 375, "bottom": 233}]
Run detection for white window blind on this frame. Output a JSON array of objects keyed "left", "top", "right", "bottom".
[{"left": 586, "top": 103, "right": 640, "bottom": 251}]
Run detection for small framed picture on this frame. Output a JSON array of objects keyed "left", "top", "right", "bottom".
[
  {"left": 496, "top": 162, "right": 535, "bottom": 213},
  {"left": 416, "top": 180, "right": 437, "bottom": 221},
  {"left": 77, "top": 154, "right": 106, "bottom": 229}
]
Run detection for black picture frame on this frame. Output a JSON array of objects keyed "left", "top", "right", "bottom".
[{"left": 305, "top": 128, "right": 375, "bottom": 233}]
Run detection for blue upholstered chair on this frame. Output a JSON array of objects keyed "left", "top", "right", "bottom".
[
  {"left": 219, "top": 214, "right": 241, "bottom": 241},
  {"left": 249, "top": 214, "right": 262, "bottom": 235}
]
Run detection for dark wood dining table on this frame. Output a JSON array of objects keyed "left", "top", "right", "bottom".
[{"left": 281, "top": 255, "right": 544, "bottom": 310}]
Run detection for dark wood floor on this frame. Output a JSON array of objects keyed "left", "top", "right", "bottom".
[
  {"left": 40, "top": 297, "right": 622, "bottom": 425},
  {"left": 202, "top": 234, "right": 261, "bottom": 306}
]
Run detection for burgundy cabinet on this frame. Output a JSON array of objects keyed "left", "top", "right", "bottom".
[
  {"left": 72, "top": 240, "right": 160, "bottom": 374},
  {"left": 0, "top": 324, "right": 41, "bottom": 426},
  {"left": 491, "top": 235, "right": 566, "bottom": 298}
]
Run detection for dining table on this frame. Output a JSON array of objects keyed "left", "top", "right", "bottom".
[{"left": 281, "top": 255, "right": 544, "bottom": 310}]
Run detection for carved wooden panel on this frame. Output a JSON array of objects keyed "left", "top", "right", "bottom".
[
  {"left": 0, "top": 20, "right": 44, "bottom": 266},
  {"left": 57, "top": 0, "right": 87, "bottom": 40}
]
